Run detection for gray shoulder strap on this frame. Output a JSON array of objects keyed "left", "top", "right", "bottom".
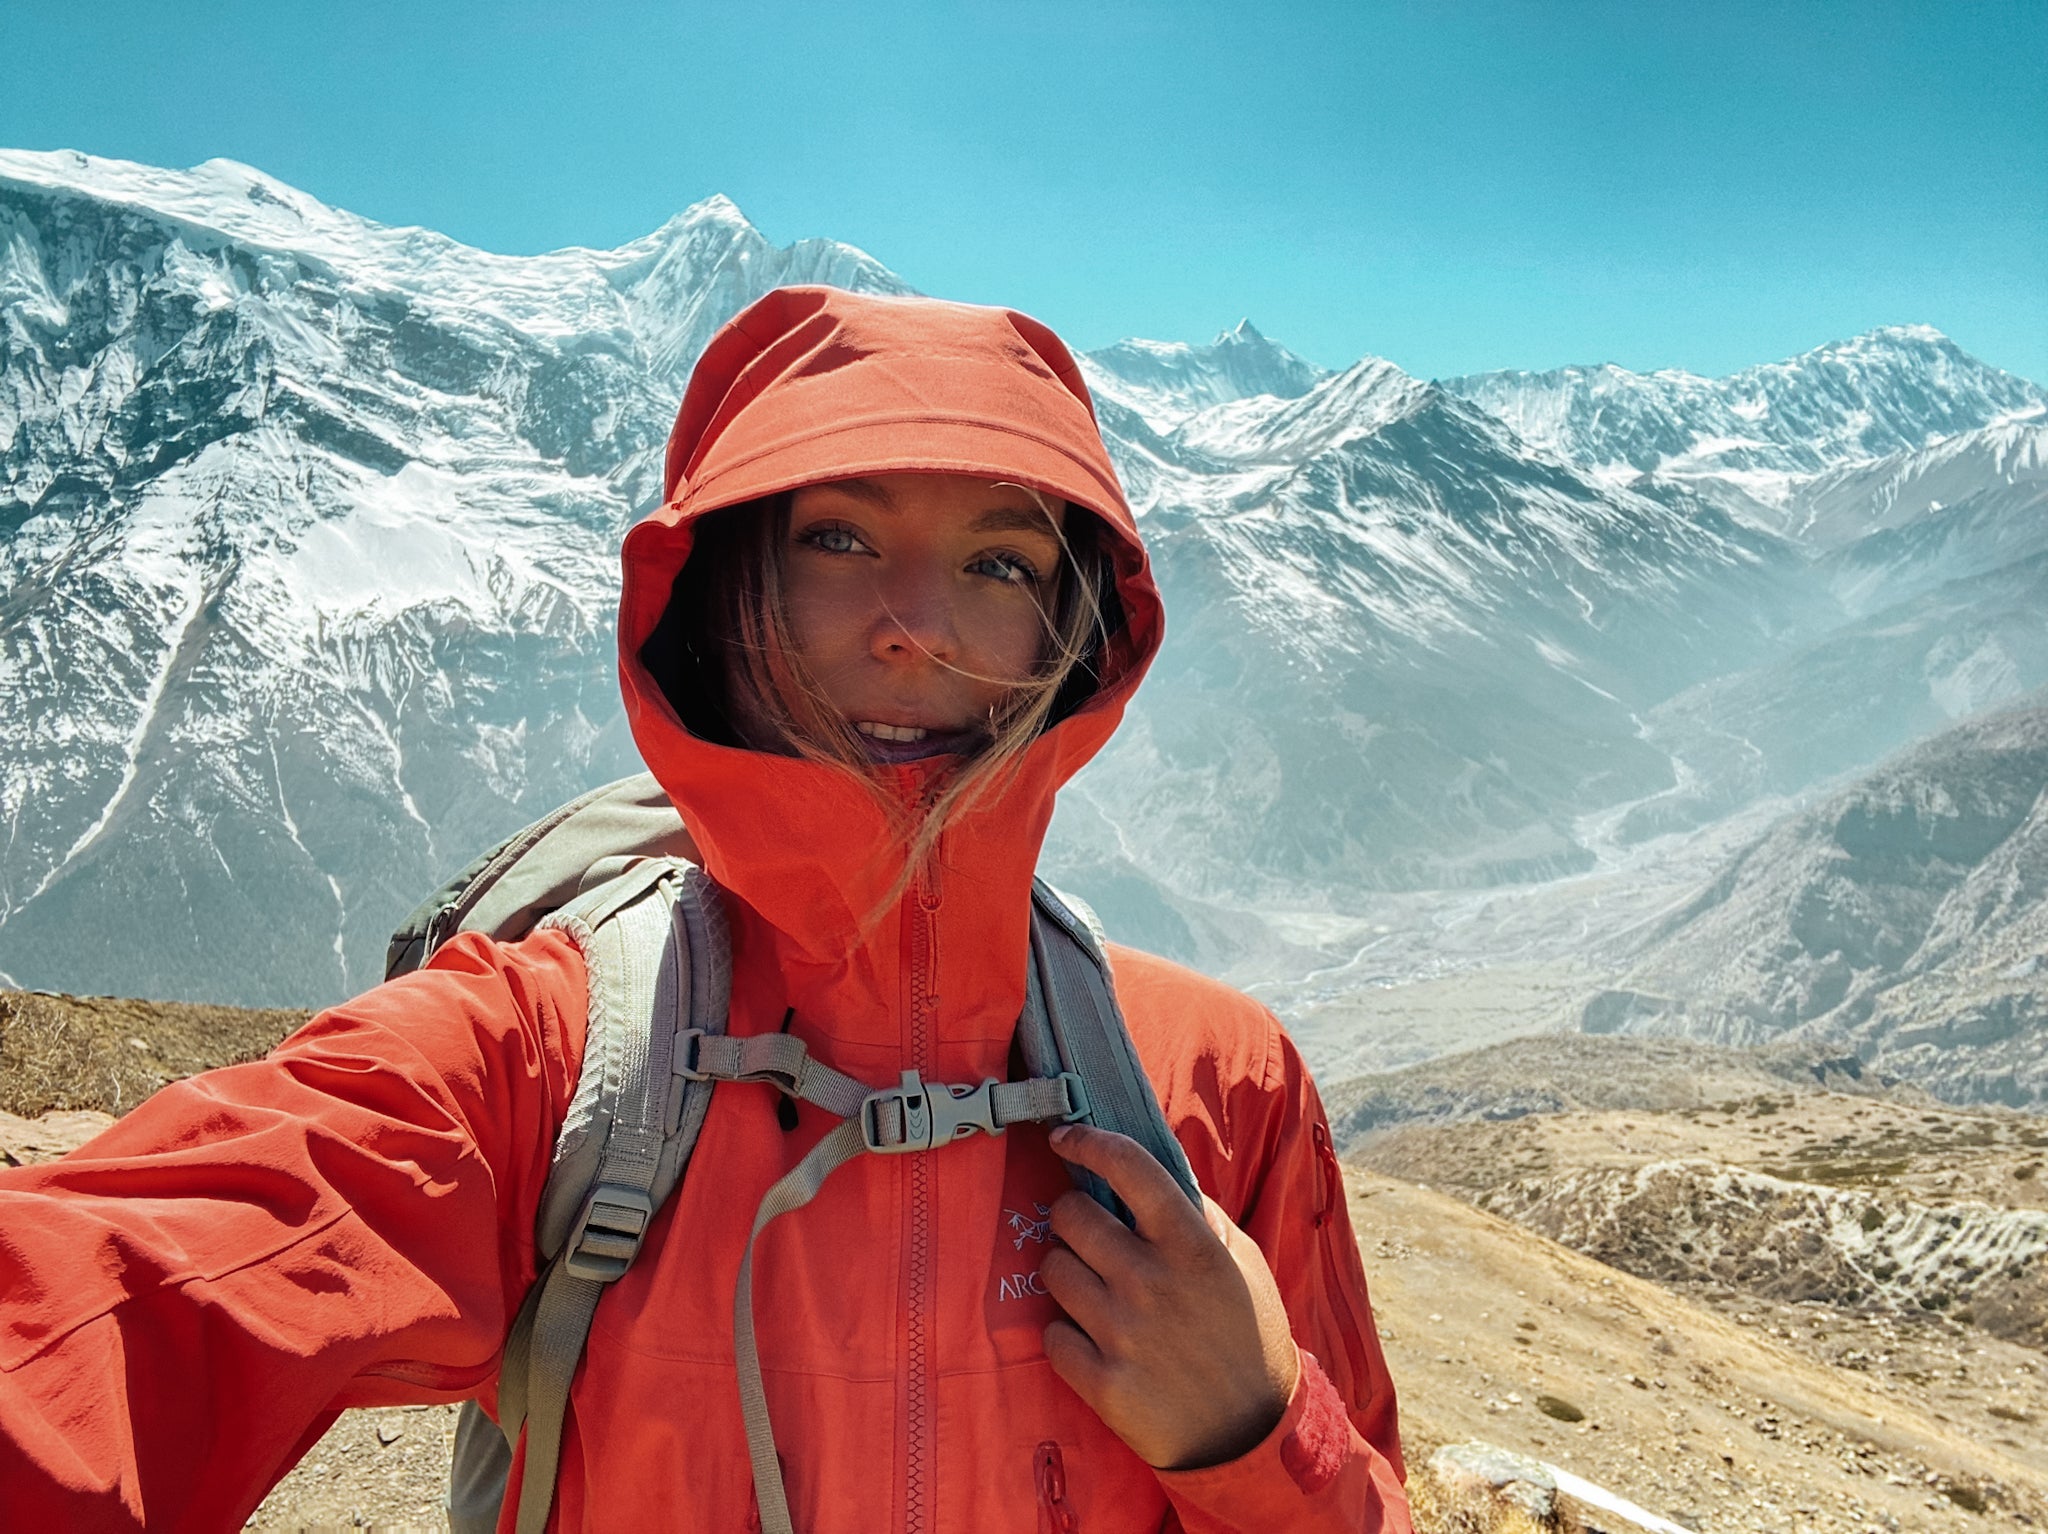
[
  {"left": 448, "top": 857, "right": 729, "bottom": 1534},
  {"left": 1018, "top": 879, "right": 1202, "bottom": 1221}
]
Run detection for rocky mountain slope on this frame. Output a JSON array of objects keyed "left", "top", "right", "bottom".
[
  {"left": 1341, "top": 1029, "right": 2048, "bottom": 1345},
  {"left": 4, "top": 147, "right": 2045, "bottom": 1035},
  {"left": 0, "top": 152, "right": 905, "bottom": 1004},
  {"left": 1320, "top": 1033, "right": 1916, "bottom": 1142},
  {"left": 1584, "top": 701, "right": 2048, "bottom": 1106}
]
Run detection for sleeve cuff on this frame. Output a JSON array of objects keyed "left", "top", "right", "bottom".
[{"left": 1151, "top": 1347, "right": 1356, "bottom": 1529}]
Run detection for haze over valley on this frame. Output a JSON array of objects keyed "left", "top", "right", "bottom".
[{"left": 4, "top": 146, "right": 2042, "bottom": 1119}]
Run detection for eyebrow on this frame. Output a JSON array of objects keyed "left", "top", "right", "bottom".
[
  {"left": 969, "top": 506, "right": 1060, "bottom": 537},
  {"left": 819, "top": 479, "right": 1058, "bottom": 537},
  {"left": 822, "top": 477, "right": 900, "bottom": 511}
]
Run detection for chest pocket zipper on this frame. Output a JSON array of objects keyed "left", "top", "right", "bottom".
[
  {"left": 1034, "top": 1441, "right": 1079, "bottom": 1534},
  {"left": 1311, "top": 1120, "right": 1374, "bottom": 1390}
]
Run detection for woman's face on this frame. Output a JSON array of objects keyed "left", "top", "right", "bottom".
[{"left": 779, "top": 473, "right": 1066, "bottom": 763}]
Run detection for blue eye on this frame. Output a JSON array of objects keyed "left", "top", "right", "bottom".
[
  {"left": 799, "top": 523, "right": 868, "bottom": 556},
  {"left": 972, "top": 552, "right": 1041, "bottom": 585}
]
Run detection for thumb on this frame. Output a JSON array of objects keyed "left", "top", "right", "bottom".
[{"left": 1200, "top": 1193, "right": 1236, "bottom": 1246}]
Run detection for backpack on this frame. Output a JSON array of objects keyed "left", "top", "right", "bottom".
[{"left": 384, "top": 772, "right": 1202, "bottom": 1534}]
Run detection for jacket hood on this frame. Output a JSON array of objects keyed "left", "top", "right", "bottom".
[{"left": 618, "top": 286, "right": 1162, "bottom": 963}]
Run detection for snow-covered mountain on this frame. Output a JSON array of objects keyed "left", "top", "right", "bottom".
[
  {"left": 1444, "top": 327, "right": 2048, "bottom": 507},
  {"left": 1052, "top": 360, "right": 1805, "bottom": 923},
  {"left": 3, "top": 147, "right": 2043, "bottom": 1018},
  {"left": 0, "top": 151, "right": 904, "bottom": 1002},
  {"left": 1079, "top": 319, "right": 1329, "bottom": 433}
]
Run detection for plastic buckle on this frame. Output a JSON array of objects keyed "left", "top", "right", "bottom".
[
  {"left": 562, "top": 1184, "right": 656, "bottom": 1282},
  {"left": 1054, "top": 1070, "right": 1091, "bottom": 1124},
  {"left": 861, "top": 1071, "right": 1003, "bottom": 1154},
  {"left": 672, "top": 1028, "right": 710, "bottom": 1080}
]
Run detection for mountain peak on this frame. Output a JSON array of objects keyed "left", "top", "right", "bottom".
[
  {"left": 1082, "top": 321, "right": 1329, "bottom": 433},
  {"left": 1797, "top": 323, "right": 1956, "bottom": 363},
  {"left": 1862, "top": 322, "right": 1949, "bottom": 346},
  {"left": 679, "top": 192, "right": 752, "bottom": 228}
]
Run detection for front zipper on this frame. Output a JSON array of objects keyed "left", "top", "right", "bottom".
[
  {"left": 1311, "top": 1120, "right": 1375, "bottom": 1390},
  {"left": 903, "top": 841, "right": 942, "bottom": 1534}
]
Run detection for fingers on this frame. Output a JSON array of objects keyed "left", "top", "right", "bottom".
[
  {"left": 1042, "top": 1317, "right": 1107, "bottom": 1400},
  {"left": 1046, "top": 1185, "right": 1142, "bottom": 1283},
  {"left": 1037, "top": 1242, "right": 1115, "bottom": 1337},
  {"left": 1047, "top": 1124, "right": 1205, "bottom": 1248}
]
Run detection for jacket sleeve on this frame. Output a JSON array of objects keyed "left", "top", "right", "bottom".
[
  {"left": 1108, "top": 948, "right": 1411, "bottom": 1534},
  {"left": 0, "top": 929, "right": 588, "bottom": 1534}
]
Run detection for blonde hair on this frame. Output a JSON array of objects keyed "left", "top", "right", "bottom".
[{"left": 647, "top": 485, "right": 1116, "bottom": 912}]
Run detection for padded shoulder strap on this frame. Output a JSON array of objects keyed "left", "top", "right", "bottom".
[
  {"left": 450, "top": 857, "right": 730, "bottom": 1534},
  {"left": 1017, "top": 879, "right": 1202, "bottom": 1222}
]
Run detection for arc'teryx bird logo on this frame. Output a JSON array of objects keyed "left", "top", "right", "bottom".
[{"left": 1004, "top": 1202, "right": 1053, "bottom": 1251}]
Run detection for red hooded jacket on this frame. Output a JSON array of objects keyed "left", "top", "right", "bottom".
[{"left": 0, "top": 288, "right": 1410, "bottom": 1532}]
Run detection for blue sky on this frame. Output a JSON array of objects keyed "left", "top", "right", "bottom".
[{"left": 4, "top": 1, "right": 2043, "bottom": 382}]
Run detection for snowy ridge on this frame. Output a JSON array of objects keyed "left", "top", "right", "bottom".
[
  {"left": 1789, "top": 411, "right": 2048, "bottom": 547},
  {"left": 3, "top": 147, "right": 2046, "bottom": 1012},
  {"left": 1444, "top": 327, "right": 2048, "bottom": 502}
]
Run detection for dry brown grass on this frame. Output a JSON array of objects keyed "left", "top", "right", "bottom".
[{"left": 0, "top": 989, "right": 307, "bottom": 1117}]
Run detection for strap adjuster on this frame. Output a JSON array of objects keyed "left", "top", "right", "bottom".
[
  {"left": 562, "top": 1184, "right": 656, "bottom": 1282},
  {"left": 673, "top": 1027, "right": 710, "bottom": 1080},
  {"left": 1054, "top": 1070, "right": 1090, "bottom": 1124},
  {"left": 861, "top": 1071, "right": 1004, "bottom": 1154}
]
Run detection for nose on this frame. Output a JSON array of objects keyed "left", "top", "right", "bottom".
[{"left": 869, "top": 568, "right": 961, "bottom": 665}]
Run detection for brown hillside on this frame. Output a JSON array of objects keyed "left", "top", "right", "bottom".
[{"left": 0, "top": 987, "right": 307, "bottom": 1119}]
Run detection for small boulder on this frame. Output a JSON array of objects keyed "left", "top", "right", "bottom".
[{"left": 1428, "top": 1441, "right": 1559, "bottom": 1524}]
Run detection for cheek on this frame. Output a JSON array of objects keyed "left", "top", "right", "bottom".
[
  {"left": 967, "top": 596, "right": 1050, "bottom": 681},
  {"left": 783, "top": 582, "right": 865, "bottom": 673}
]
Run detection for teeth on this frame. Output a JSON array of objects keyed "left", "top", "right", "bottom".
[{"left": 855, "top": 721, "right": 929, "bottom": 742}]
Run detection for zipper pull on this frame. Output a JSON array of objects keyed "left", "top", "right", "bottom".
[{"left": 1034, "top": 1441, "right": 1079, "bottom": 1534}]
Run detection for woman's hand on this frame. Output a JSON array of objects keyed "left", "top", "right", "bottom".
[{"left": 1040, "top": 1124, "right": 1300, "bottom": 1470}]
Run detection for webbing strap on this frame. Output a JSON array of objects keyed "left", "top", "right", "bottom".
[
  {"left": 731, "top": 1063, "right": 1082, "bottom": 1534},
  {"left": 1022, "top": 882, "right": 1201, "bottom": 1221},
  {"left": 514, "top": 1263, "right": 607, "bottom": 1534},
  {"left": 734, "top": 1117, "right": 868, "bottom": 1534},
  {"left": 508, "top": 880, "right": 683, "bottom": 1534},
  {"left": 678, "top": 1031, "right": 871, "bottom": 1116}
]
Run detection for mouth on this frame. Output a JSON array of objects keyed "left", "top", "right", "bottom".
[
  {"left": 855, "top": 721, "right": 930, "bottom": 744},
  {"left": 851, "top": 719, "right": 983, "bottom": 762}
]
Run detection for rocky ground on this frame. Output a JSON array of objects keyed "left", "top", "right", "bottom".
[
  {"left": 8, "top": 993, "right": 2047, "bottom": 1530},
  {"left": 1356, "top": 1088, "right": 2048, "bottom": 1353},
  {"left": 1355, "top": 1171, "right": 2047, "bottom": 1532}
]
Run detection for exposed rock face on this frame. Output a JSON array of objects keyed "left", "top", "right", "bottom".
[
  {"left": 4, "top": 148, "right": 2045, "bottom": 1023},
  {"left": 1476, "top": 1162, "right": 2048, "bottom": 1351},
  {"left": 1584, "top": 703, "right": 2048, "bottom": 1106}
]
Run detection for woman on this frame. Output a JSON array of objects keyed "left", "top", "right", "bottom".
[{"left": 0, "top": 287, "right": 1410, "bottom": 1531}]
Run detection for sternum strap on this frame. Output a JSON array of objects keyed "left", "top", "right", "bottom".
[{"left": 704, "top": 1034, "right": 1082, "bottom": 1534}]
